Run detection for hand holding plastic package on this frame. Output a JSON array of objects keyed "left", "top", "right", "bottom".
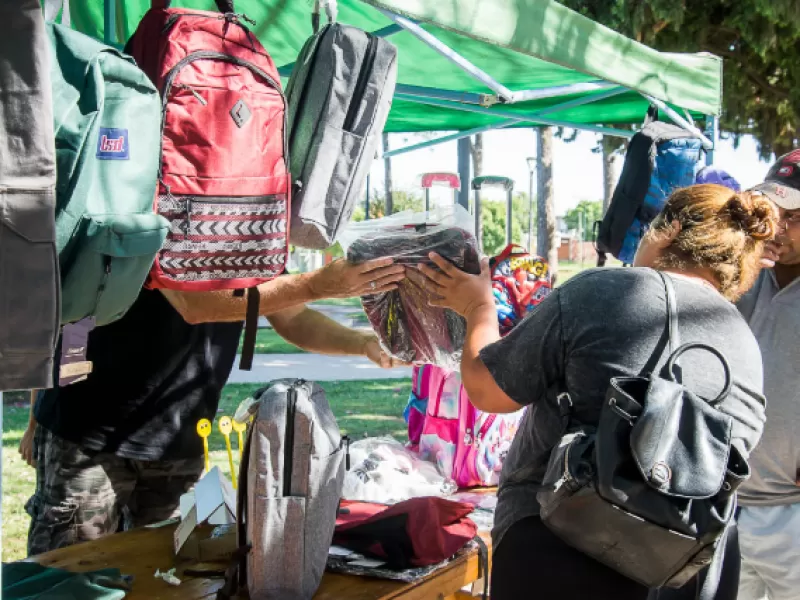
[{"left": 339, "top": 206, "right": 480, "bottom": 369}]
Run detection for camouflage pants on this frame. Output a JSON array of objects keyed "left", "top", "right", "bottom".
[{"left": 26, "top": 425, "right": 204, "bottom": 557}]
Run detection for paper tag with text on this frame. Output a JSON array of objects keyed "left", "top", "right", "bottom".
[{"left": 59, "top": 317, "right": 96, "bottom": 386}]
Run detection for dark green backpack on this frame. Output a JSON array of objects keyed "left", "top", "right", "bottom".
[{"left": 48, "top": 22, "right": 167, "bottom": 326}]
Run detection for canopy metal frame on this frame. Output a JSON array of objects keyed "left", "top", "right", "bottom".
[
  {"left": 100, "top": 0, "right": 716, "bottom": 158},
  {"left": 365, "top": 6, "right": 716, "bottom": 157}
]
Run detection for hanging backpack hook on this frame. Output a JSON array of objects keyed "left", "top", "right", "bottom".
[{"left": 312, "top": 0, "right": 338, "bottom": 34}]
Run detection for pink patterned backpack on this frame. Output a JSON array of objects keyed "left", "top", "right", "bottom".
[
  {"left": 405, "top": 364, "right": 433, "bottom": 451},
  {"left": 418, "top": 367, "right": 524, "bottom": 488},
  {"left": 406, "top": 245, "right": 552, "bottom": 488}
]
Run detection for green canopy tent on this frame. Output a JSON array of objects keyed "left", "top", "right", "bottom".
[
  {"left": 63, "top": 0, "right": 720, "bottom": 139},
  {"left": 52, "top": 0, "right": 722, "bottom": 212}
]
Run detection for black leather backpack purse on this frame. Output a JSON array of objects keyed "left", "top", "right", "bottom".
[{"left": 537, "top": 273, "right": 749, "bottom": 588}]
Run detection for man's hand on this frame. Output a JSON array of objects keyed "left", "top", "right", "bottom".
[
  {"left": 308, "top": 258, "right": 405, "bottom": 300},
  {"left": 363, "top": 336, "right": 407, "bottom": 369},
  {"left": 19, "top": 425, "right": 36, "bottom": 468}
]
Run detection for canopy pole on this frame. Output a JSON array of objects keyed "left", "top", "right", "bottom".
[
  {"left": 473, "top": 187, "right": 482, "bottom": 249},
  {"left": 457, "top": 138, "right": 471, "bottom": 212},
  {"left": 506, "top": 188, "right": 513, "bottom": 246},
  {"left": 377, "top": 8, "right": 514, "bottom": 102},
  {"left": 365, "top": 174, "right": 370, "bottom": 220},
  {"left": 384, "top": 86, "right": 628, "bottom": 159},
  {"left": 384, "top": 122, "right": 514, "bottom": 159},
  {"left": 396, "top": 81, "right": 622, "bottom": 108},
  {"left": 396, "top": 93, "right": 636, "bottom": 139},
  {"left": 704, "top": 116, "right": 718, "bottom": 166},
  {"left": 511, "top": 81, "right": 618, "bottom": 103},
  {"left": 103, "top": 0, "right": 116, "bottom": 46},
  {"left": 394, "top": 84, "right": 493, "bottom": 107},
  {"left": 643, "top": 94, "right": 714, "bottom": 149}
]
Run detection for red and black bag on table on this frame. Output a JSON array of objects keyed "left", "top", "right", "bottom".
[
  {"left": 126, "top": 0, "right": 290, "bottom": 369},
  {"left": 334, "top": 497, "right": 488, "bottom": 599},
  {"left": 334, "top": 497, "right": 478, "bottom": 568}
]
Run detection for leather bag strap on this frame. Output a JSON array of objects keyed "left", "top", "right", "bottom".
[
  {"left": 640, "top": 272, "right": 680, "bottom": 377},
  {"left": 238, "top": 288, "right": 260, "bottom": 371},
  {"left": 660, "top": 272, "right": 680, "bottom": 354}
]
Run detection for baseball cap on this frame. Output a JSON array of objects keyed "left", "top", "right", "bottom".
[
  {"left": 695, "top": 167, "right": 741, "bottom": 192},
  {"left": 751, "top": 150, "right": 800, "bottom": 210}
]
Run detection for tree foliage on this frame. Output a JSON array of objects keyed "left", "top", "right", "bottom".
[
  {"left": 480, "top": 193, "right": 536, "bottom": 256},
  {"left": 351, "top": 189, "right": 424, "bottom": 221},
  {"left": 353, "top": 189, "right": 535, "bottom": 256},
  {"left": 561, "top": 0, "right": 800, "bottom": 157},
  {"left": 564, "top": 200, "right": 604, "bottom": 241}
]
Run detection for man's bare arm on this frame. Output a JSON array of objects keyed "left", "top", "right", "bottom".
[
  {"left": 266, "top": 305, "right": 371, "bottom": 356},
  {"left": 19, "top": 390, "right": 37, "bottom": 467},
  {"left": 266, "top": 305, "right": 405, "bottom": 368},
  {"left": 162, "top": 272, "right": 317, "bottom": 325},
  {"left": 162, "top": 258, "right": 405, "bottom": 325}
]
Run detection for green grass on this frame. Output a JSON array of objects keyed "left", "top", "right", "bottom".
[
  {"left": 554, "top": 260, "right": 622, "bottom": 286},
  {"left": 556, "top": 263, "right": 589, "bottom": 285},
  {"left": 238, "top": 327, "right": 307, "bottom": 355},
  {"left": 3, "top": 398, "right": 37, "bottom": 564},
  {"left": 1, "top": 378, "right": 411, "bottom": 563},
  {"left": 310, "top": 297, "right": 363, "bottom": 308}
]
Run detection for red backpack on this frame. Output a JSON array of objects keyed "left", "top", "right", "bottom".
[{"left": 127, "top": 0, "right": 290, "bottom": 368}]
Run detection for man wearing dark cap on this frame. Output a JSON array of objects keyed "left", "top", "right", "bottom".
[{"left": 736, "top": 152, "right": 800, "bottom": 600}]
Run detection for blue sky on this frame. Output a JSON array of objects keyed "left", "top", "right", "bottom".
[{"left": 369, "top": 129, "right": 774, "bottom": 215}]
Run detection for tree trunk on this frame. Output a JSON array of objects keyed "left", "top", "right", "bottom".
[
  {"left": 601, "top": 138, "right": 618, "bottom": 215},
  {"left": 536, "top": 127, "right": 558, "bottom": 277},
  {"left": 470, "top": 133, "right": 484, "bottom": 177},
  {"left": 383, "top": 132, "right": 393, "bottom": 216}
]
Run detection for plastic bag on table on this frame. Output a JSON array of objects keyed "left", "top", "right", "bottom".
[
  {"left": 343, "top": 437, "right": 457, "bottom": 504},
  {"left": 340, "top": 205, "right": 481, "bottom": 369}
]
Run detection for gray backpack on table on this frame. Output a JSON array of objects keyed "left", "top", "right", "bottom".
[
  {"left": 285, "top": 23, "right": 398, "bottom": 249},
  {"left": 220, "top": 379, "right": 347, "bottom": 600}
]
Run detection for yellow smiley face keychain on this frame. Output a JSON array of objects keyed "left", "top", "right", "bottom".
[
  {"left": 218, "top": 416, "right": 237, "bottom": 490},
  {"left": 232, "top": 418, "right": 247, "bottom": 461},
  {"left": 196, "top": 419, "right": 212, "bottom": 474}
]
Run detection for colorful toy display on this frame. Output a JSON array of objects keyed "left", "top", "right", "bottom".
[{"left": 490, "top": 244, "right": 553, "bottom": 335}]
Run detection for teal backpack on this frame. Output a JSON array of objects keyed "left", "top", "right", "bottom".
[{"left": 47, "top": 22, "right": 167, "bottom": 327}]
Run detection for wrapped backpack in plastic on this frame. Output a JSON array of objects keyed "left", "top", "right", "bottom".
[
  {"left": 343, "top": 437, "right": 457, "bottom": 503},
  {"left": 339, "top": 206, "right": 480, "bottom": 369}
]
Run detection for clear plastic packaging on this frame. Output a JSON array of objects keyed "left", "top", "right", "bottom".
[
  {"left": 343, "top": 437, "right": 457, "bottom": 503},
  {"left": 340, "top": 205, "right": 481, "bottom": 369}
]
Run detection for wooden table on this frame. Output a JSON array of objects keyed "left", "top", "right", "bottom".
[{"left": 26, "top": 524, "right": 491, "bottom": 600}]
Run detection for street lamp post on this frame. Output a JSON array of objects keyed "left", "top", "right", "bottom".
[
  {"left": 526, "top": 156, "right": 535, "bottom": 252},
  {"left": 365, "top": 174, "right": 370, "bottom": 220}
]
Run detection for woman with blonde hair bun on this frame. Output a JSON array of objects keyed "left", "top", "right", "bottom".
[{"left": 417, "top": 184, "right": 777, "bottom": 600}]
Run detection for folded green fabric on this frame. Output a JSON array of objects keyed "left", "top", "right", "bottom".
[{"left": 3, "top": 562, "right": 132, "bottom": 600}]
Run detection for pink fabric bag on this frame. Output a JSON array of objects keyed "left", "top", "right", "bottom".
[
  {"left": 419, "top": 366, "right": 524, "bottom": 488},
  {"left": 405, "top": 364, "right": 433, "bottom": 451}
]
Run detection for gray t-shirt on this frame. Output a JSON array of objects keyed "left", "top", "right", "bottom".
[
  {"left": 481, "top": 268, "right": 767, "bottom": 549},
  {"left": 737, "top": 269, "right": 800, "bottom": 506}
]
